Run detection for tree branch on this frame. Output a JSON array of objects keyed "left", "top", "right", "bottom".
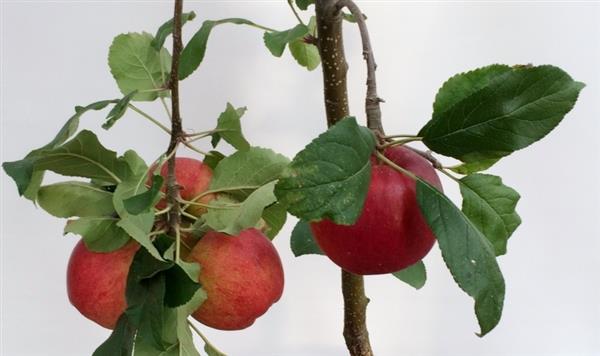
[
  {"left": 316, "top": 1, "right": 374, "bottom": 355},
  {"left": 165, "top": 0, "right": 184, "bottom": 249},
  {"left": 337, "top": 0, "right": 384, "bottom": 135}
]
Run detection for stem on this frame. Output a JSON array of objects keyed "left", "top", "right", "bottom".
[
  {"left": 128, "top": 104, "right": 172, "bottom": 135},
  {"left": 165, "top": 0, "right": 184, "bottom": 240},
  {"left": 316, "top": 1, "right": 373, "bottom": 355},
  {"left": 188, "top": 320, "right": 226, "bottom": 355},
  {"left": 287, "top": 0, "right": 306, "bottom": 25},
  {"left": 337, "top": 0, "right": 384, "bottom": 134},
  {"left": 380, "top": 137, "right": 422, "bottom": 149}
]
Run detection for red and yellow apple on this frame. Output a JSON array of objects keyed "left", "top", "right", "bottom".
[
  {"left": 310, "top": 146, "right": 442, "bottom": 275},
  {"left": 187, "top": 228, "right": 284, "bottom": 330}
]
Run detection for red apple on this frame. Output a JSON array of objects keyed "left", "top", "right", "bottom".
[
  {"left": 151, "top": 157, "right": 215, "bottom": 216},
  {"left": 66, "top": 240, "right": 139, "bottom": 329},
  {"left": 187, "top": 228, "right": 284, "bottom": 330},
  {"left": 310, "top": 146, "right": 443, "bottom": 275}
]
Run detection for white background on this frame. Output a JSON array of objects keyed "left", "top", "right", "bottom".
[{"left": 1, "top": 1, "right": 599, "bottom": 355}]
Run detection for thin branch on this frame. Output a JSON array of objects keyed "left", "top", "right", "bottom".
[
  {"left": 337, "top": 0, "right": 384, "bottom": 135},
  {"left": 287, "top": 0, "right": 306, "bottom": 25}
]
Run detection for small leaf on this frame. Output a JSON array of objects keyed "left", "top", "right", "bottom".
[
  {"left": 2, "top": 100, "right": 114, "bottom": 199},
  {"left": 37, "top": 182, "right": 115, "bottom": 218},
  {"left": 449, "top": 158, "right": 500, "bottom": 175},
  {"left": 459, "top": 174, "right": 521, "bottom": 256},
  {"left": 102, "top": 91, "right": 138, "bottom": 130},
  {"left": 392, "top": 261, "right": 426, "bottom": 290},
  {"left": 214, "top": 103, "right": 250, "bottom": 150},
  {"left": 203, "top": 151, "right": 225, "bottom": 170},
  {"left": 209, "top": 147, "right": 289, "bottom": 197},
  {"left": 124, "top": 175, "right": 163, "bottom": 215},
  {"left": 65, "top": 217, "right": 131, "bottom": 252},
  {"left": 290, "top": 220, "right": 323, "bottom": 257},
  {"left": 295, "top": 0, "right": 314, "bottom": 11},
  {"left": 152, "top": 11, "right": 197, "bottom": 50},
  {"left": 262, "top": 203, "right": 287, "bottom": 239},
  {"left": 179, "top": 18, "right": 266, "bottom": 80},
  {"left": 275, "top": 117, "right": 376, "bottom": 225},
  {"left": 264, "top": 24, "right": 308, "bottom": 57},
  {"left": 34, "top": 130, "right": 131, "bottom": 184},
  {"left": 419, "top": 65, "right": 585, "bottom": 162},
  {"left": 108, "top": 32, "right": 171, "bottom": 101},
  {"left": 416, "top": 180, "right": 505, "bottom": 336}
]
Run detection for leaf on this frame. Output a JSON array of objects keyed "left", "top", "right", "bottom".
[
  {"left": 263, "top": 24, "right": 308, "bottom": 57},
  {"left": 65, "top": 217, "right": 131, "bottom": 252},
  {"left": 205, "top": 343, "right": 226, "bottom": 356},
  {"left": 179, "top": 18, "right": 265, "bottom": 80},
  {"left": 124, "top": 175, "right": 163, "bottom": 215},
  {"left": 209, "top": 147, "right": 289, "bottom": 197},
  {"left": 33, "top": 130, "right": 131, "bottom": 184},
  {"left": 419, "top": 65, "right": 585, "bottom": 162},
  {"left": 164, "top": 262, "right": 201, "bottom": 308},
  {"left": 152, "top": 11, "right": 197, "bottom": 50},
  {"left": 392, "top": 261, "right": 427, "bottom": 290},
  {"left": 120, "top": 150, "right": 149, "bottom": 178},
  {"left": 295, "top": 0, "right": 314, "bottom": 11},
  {"left": 213, "top": 103, "right": 250, "bottom": 150},
  {"left": 416, "top": 180, "right": 505, "bottom": 336},
  {"left": 262, "top": 203, "right": 287, "bottom": 239},
  {"left": 449, "top": 158, "right": 500, "bottom": 175},
  {"left": 459, "top": 174, "right": 521, "bottom": 256},
  {"left": 37, "top": 182, "right": 114, "bottom": 218},
  {"left": 108, "top": 32, "right": 171, "bottom": 101},
  {"left": 290, "top": 220, "right": 323, "bottom": 257},
  {"left": 92, "top": 314, "right": 136, "bottom": 356},
  {"left": 203, "top": 151, "right": 225, "bottom": 171},
  {"left": 275, "top": 117, "right": 376, "bottom": 225},
  {"left": 204, "top": 182, "right": 277, "bottom": 236},
  {"left": 2, "top": 100, "right": 114, "bottom": 199},
  {"left": 102, "top": 91, "right": 138, "bottom": 130}
]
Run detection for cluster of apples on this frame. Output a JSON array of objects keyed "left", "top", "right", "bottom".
[{"left": 67, "top": 158, "right": 285, "bottom": 331}]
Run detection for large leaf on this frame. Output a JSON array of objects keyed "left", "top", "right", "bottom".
[
  {"left": 288, "top": 17, "right": 320, "bottom": 71},
  {"left": 417, "top": 180, "right": 505, "bottom": 336},
  {"left": 459, "top": 174, "right": 521, "bottom": 256},
  {"left": 34, "top": 130, "right": 131, "bottom": 184},
  {"left": 37, "top": 182, "right": 115, "bottom": 218},
  {"left": 392, "top": 261, "right": 426, "bottom": 290},
  {"left": 275, "top": 117, "right": 376, "bottom": 225},
  {"left": 64, "top": 217, "right": 131, "bottom": 252},
  {"left": 179, "top": 18, "right": 266, "bottom": 80},
  {"left": 152, "top": 11, "right": 197, "bottom": 50},
  {"left": 212, "top": 103, "right": 250, "bottom": 150},
  {"left": 419, "top": 65, "right": 585, "bottom": 162},
  {"left": 209, "top": 147, "right": 289, "bottom": 197},
  {"left": 290, "top": 220, "right": 323, "bottom": 257},
  {"left": 108, "top": 32, "right": 171, "bottom": 101},
  {"left": 2, "top": 100, "right": 115, "bottom": 199},
  {"left": 263, "top": 24, "right": 308, "bottom": 57}
]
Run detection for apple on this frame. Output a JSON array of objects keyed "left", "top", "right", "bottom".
[
  {"left": 151, "top": 157, "right": 215, "bottom": 216},
  {"left": 66, "top": 239, "right": 139, "bottom": 329},
  {"left": 187, "top": 228, "right": 284, "bottom": 330},
  {"left": 310, "top": 146, "right": 443, "bottom": 275}
]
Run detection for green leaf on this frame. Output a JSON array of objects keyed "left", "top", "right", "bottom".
[
  {"left": 120, "top": 150, "right": 149, "bottom": 178},
  {"left": 449, "top": 158, "right": 500, "bottom": 175},
  {"left": 2, "top": 100, "right": 114, "bottom": 199},
  {"left": 108, "top": 32, "right": 171, "bottom": 101},
  {"left": 93, "top": 314, "right": 136, "bottom": 356},
  {"left": 205, "top": 343, "right": 226, "bottom": 356},
  {"left": 152, "top": 11, "right": 197, "bottom": 50},
  {"left": 264, "top": 24, "right": 308, "bottom": 57},
  {"left": 213, "top": 103, "right": 250, "bottom": 150},
  {"left": 65, "top": 217, "right": 131, "bottom": 252},
  {"left": 459, "top": 174, "right": 521, "bottom": 256},
  {"left": 392, "top": 261, "right": 426, "bottom": 290},
  {"left": 179, "top": 18, "right": 265, "bottom": 80},
  {"left": 290, "top": 220, "right": 323, "bottom": 257},
  {"left": 102, "top": 91, "right": 138, "bottom": 130},
  {"left": 419, "top": 65, "right": 585, "bottom": 162},
  {"left": 288, "top": 17, "right": 319, "bottom": 71},
  {"left": 164, "top": 262, "right": 201, "bottom": 308},
  {"left": 34, "top": 130, "right": 131, "bottom": 184},
  {"left": 203, "top": 151, "right": 226, "bottom": 171},
  {"left": 295, "top": 0, "right": 314, "bottom": 10},
  {"left": 275, "top": 117, "right": 376, "bottom": 225},
  {"left": 124, "top": 175, "right": 163, "bottom": 215},
  {"left": 204, "top": 182, "right": 277, "bottom": 236},
  {"left": 209, "top": 147, "right": 289, "bottom": 197},
  {"left": 37, "top": 182, "right": 114, "bottom": 218},
  {"left": 262, "top": 203, "right": 287, "bottom": 239},
  {"left": 416, "top": 180, "right": 505, "bottom": 336}
]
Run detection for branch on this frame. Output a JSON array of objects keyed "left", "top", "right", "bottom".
[
  {"left": 337, "top": 0, "right": 384, "bottom": 135},
  {"left": 165, "top": 0, "right": 184, "bottom": 255}
]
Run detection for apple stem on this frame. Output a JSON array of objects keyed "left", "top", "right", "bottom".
[
  {"left": 165, "top": 0, "right": 184, "bottom": 254},
  {"left": 315, "top": 1, "right": 374, "bottom": 355},
  {"left": 336, "top": 0, "right": 384, "bottom": 136}
]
